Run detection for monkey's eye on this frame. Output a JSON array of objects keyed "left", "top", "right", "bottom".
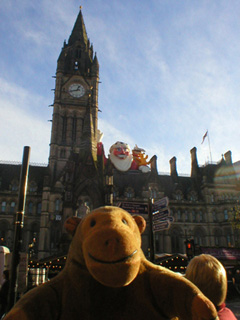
[
  {"left": 122, "top": 218, "right": 128, "bottom": 225},
  {"left": 90, "top": 219, "right": 96, "bottom": 227}
]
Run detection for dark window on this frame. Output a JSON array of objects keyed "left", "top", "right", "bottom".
[
  {"left": 177, "top": 210, "right": 181, "bottom": 221},
  {"left": 75, "top": 49, "right": 81, "bottom": 58},
  {"left": 60, "top": 149, "right": 66, "bottom": 158},
  {"left": 74, "top": 61, "right": 79, "bottom": 70},
  {"left": 1, "top": 201, "right": 6, "bottom": 213},
  {"left": 10, "top": 201, "right": 16, "bottom": 213},
  {"left": 37, "top": 203, "right": 42, "bottom": 214},
  {"left": 171, "top": 229, "right": 181, "bottom": 253},
  {"left": 72, "top": 116, "right": 77, "bottom": 142},
  {"left": 28, "top": 202, "right": 33, "bottom": 215},
  {"left": 55, "top": 199, "right": 60, "bottom": 212},
  {"left": 212, "top": 211, "right": 217, "bottom": 222},
  {"left": 11, "top": 182, "right": 18, "bottom": 191},
  {"left": 192, "top": 210, "right": 196, "bottom": 222},
  {"left": 224, "top": 209, "right": 228, "bottom": 221},
  {"left": 29, "top": 182, "right": 37, "bottom": 192},
  {"left": 62, "top": 116, "right": 67, "bottom": 142}
]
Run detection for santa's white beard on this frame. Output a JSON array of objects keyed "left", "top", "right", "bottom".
[{"left": 109, "top": 153, "right": 133, "bottom": 171}]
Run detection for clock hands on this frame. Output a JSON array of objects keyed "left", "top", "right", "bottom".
[
  {"left": 70, "top": 86, "right": 80, "bottom": 92},
  {"left": 69, "top": 84, "right": 85, "bottom": 97},
  {"left": 69, "top": 85, "right": 83, "bottom": 92}
]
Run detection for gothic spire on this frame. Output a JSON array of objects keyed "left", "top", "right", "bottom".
[{"left": 68, "top": 8, "right": 88, "bottom": 47}]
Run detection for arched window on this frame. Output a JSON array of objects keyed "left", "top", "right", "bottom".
[
  {"left": 60, "top": 149, "right": 66, "bottom": 158},
  {"left": 11, "top": 181, "right": 18, "bottom": 191},
  {"left": 199, "top": 211, "right": 203, "bottom": 222},
  {"left": 37, "top": 203, "right": 42, "bottom": 214},
  {"left": 72, "top": 116, "right": 77, "bottom": 142},
  {"left": 214, "top": 229, "right": 222, "bottom": 246},
  {"left": 189, "top": 191, "right": 197, "bottom": 201},
  {"left": 28, "top": 202, "right": 33, "bottom": 215},
  {"left": 225, "top": 228, "right": 233, "bottom": 247},
  {"left": 194, "top": 228, "right": 205, "bottom": 246},
  {"left": 75, "top": 48, "right": 81, "bottom": 59},
  {"left": 74, "top": 61, "right": 79, "bottom": 70},
  {"left": 175, "top": 191, "right": 182, "bottom": 201},
  {"left": 224, "top": 209, "right": 228, "bottom": 221},
  {"left": 62, "top": 116, "right": 67, "bottom": 142},
  {"left": 124, "top": 188, "right": 134, "bottom": 199},
  {"left": 1, "top": 201, "right": 6, "bottom": 213},
  {"left": 226, "top": 234, "right": 232, "bottom": 247},
  {"left": 210, "top": 194, "right": 215, "bottom": 203},
  {"left": 55, "top": 199, "right": 60, "bottom": 212},
  {"left": 50, "top": 223, "right": 61, "bottom": 250},
  {"left": 192, "top": 210, "right": 196, "bottom": 222},
  {"left": 29, "top": 181, "right": 37, "bottom": 192},
  {"left": 171, "top": 228, "right": 182, "bottom": 253},
  {"left": 113, "top": 188, "right": 119, "bottom": 199},
  {"left": 212, "top": 211, "right": 217, "bottom": 222},
  {"left": 10, "top": 201, "right": 16, "bottom": 213},
  {"left": 177, "top": 210, "right": 181, "bottom": 222}
]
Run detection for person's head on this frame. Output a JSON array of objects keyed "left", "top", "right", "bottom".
[{"left": 185, "top": 254, "right": 227, "bottom": 307}]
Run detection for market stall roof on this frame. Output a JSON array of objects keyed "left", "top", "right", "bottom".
[{"left": 155, "top": 253, "right": 188, "bottom": 274}]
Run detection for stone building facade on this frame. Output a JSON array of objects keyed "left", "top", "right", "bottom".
[{"left": 0, "top": 9, "right": 239, "bottom": 263}]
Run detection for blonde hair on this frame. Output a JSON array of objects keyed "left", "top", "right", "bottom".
[{"left": 185, "top": 254, "right": 227, "bottom": 306}]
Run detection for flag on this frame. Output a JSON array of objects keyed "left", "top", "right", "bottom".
[{"left": 201, "top": 131, "right": 208, "bottom": 144}]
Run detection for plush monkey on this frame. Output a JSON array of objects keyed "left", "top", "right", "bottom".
[{"left": 5, "top": 206, "right": 218, "bottom": 320}]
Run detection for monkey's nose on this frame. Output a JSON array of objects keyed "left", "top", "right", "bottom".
[{"left": 104, "top": 238, "right": 120, "bottom": 255}]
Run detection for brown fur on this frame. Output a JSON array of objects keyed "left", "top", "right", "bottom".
[{"left": 5, "top": 206, "right": 218, "bottom": 320}]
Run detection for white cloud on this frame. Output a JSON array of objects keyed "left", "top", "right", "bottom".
[{"left": 0, "top": 78, "right": 51, "bottom": 163}]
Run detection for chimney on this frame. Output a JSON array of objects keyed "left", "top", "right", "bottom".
[
  {"left": 169, "top": 157, "right": 178, "bottom": 179},
  {"left": 150, "top": 155, "right": 158, "bottom": 174},
  {"left": 224, "top": 150, "right": 232, "bottom": 165},
  {"left": 190, "top": 147, "right": 199, "bottom": 178}
]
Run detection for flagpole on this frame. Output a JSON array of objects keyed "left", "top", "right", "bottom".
[{"left": 207, "top": 131, "right": 212, "bottom": 163}]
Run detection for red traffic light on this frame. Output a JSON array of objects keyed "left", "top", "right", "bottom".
[
  {"left": 185, "top": 239, "right": 195, "bottom": 259},
  {"left": 187, "top": 243, "right": 192, "bottom": 249}
]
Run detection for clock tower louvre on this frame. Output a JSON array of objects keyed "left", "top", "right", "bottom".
[{"left": 49, "top": 8, "right": 99, "bottom": 180}]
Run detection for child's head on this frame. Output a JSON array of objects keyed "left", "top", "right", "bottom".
[{"left": 185, "top": 254, "right": 227, "bottom": 306}]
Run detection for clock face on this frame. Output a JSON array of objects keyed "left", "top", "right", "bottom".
[{"left": 68, "top": 83, "right": 85, "bottom": 98}]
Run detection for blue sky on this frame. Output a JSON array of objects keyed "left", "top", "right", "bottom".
[{"left": 0, "top": 0, "right": 240, "bottom": 174}]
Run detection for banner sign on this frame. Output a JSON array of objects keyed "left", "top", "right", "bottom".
[
  {"left": 153, "top": 197, "right": 169, "bottom": 212},
  {"left": 153, "top": 215, "right": 174, "bottom": 224},
  {"left": 118, "top": 202, "right": 148, "bottom": 215},
  {"left": 153, "top": 220, "right": 170, "bottom": 231},
  {"left": 153, "top": 208, "right": 170, "bottom": 221}
]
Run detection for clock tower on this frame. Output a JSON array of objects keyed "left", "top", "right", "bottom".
[
  {"left": 49, "top": 8, "right": 99, "bottom": 179},
  {"left": 38, "top": 9, "right": 104, "bottom": 258}
]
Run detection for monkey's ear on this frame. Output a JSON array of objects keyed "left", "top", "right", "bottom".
[
  {"left": 132, "top": 215, "right": 146, "bottom": 234},
  {"left": 64, "top": 217, "right": 81, "bottom": 236}
]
